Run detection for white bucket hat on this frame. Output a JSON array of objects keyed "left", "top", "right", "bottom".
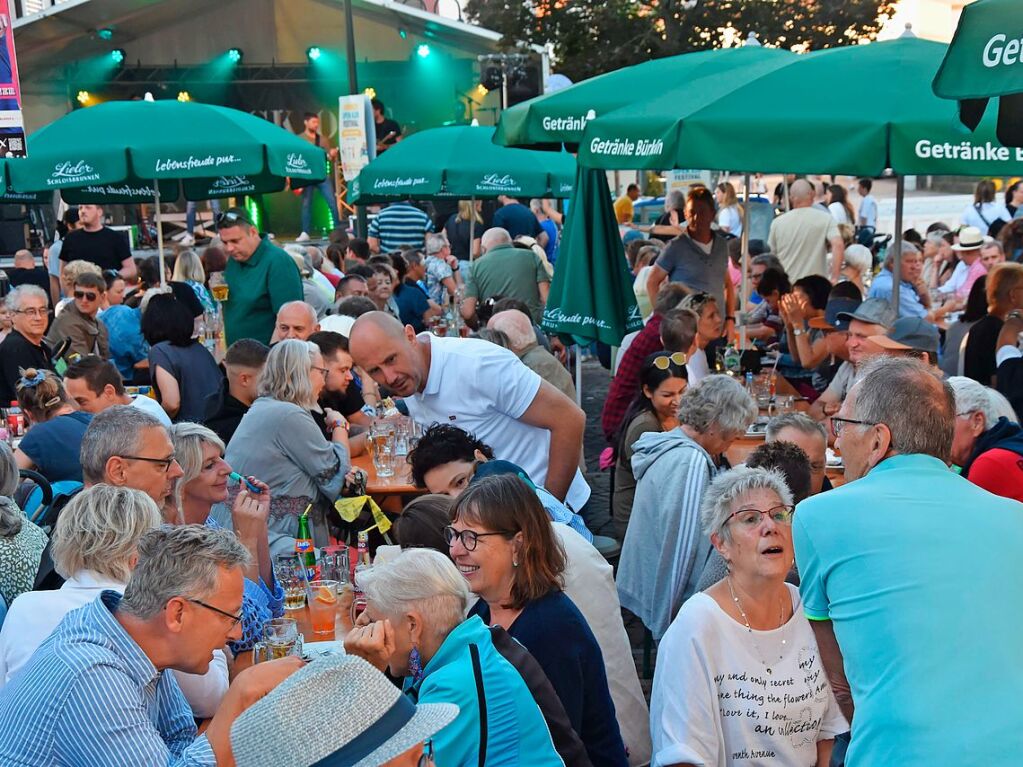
[{"left": 231, "top": 654, "right": 458, "bottom": 767}]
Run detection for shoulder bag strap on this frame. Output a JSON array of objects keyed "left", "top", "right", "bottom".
[
  {"left": 469, "top": 643, "right": 488, "bottom": 767},
  {"left": 975, "top": 203, "right": 992, "bottom": 228}
]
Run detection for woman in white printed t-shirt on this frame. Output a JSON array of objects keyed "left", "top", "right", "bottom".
[{"left": 650, "top": 466, "right": 847, "bottom": 767}]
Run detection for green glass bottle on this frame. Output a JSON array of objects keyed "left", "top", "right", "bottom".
[{"left": 295, "top": 513, "right": 319, "bottom": 580}]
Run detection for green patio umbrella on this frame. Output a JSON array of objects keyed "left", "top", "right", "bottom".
[
  {"left": 349, "top": 125, "right": 576, "bottom": 204},
  {"left": 542, "top": 166, "right": 642, "bottom": 348},
  {"left": 933, "top": 0, "right": 1023, "bottom": 145},
  {"left": 5, "top": 99, "right": 327, "bottom": 279},
  {"left": 494, "top": 44, "right": 796, "bottom": 149}
]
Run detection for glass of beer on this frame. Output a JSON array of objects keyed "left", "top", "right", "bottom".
[
  {"left": 276, "top": 554, "right": 307, "bottom": 610},
  {"left": 369, "top": 421, "right": 396, "bottom": 478},
  {"left": 209, "top": 271, "right": 229, "bottom": 303},
  {"left": 252, "top": 618, "right": 301, "bottom": 663},
  {"left": 307, "top": 580, "right": 339, "bottom": 637}
]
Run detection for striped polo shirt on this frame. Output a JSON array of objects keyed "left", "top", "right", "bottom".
[{"left": 368, "top": 202, "right": 435, "bottom": 252}]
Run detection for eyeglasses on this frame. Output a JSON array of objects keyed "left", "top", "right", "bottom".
[
  {"left": 652, "top": 351, "right": 687, "bottom": 370},
  {"left": 74, "top": 290, "right": 99, "bottom": 301},
  {"left": 311, "top": 365, "right": 330, "bottom": 377},
  {"left": 13, "top": 308, "right": 47, "bottom": 317},
  {"left": 185, "top": 598, "right": 243, "bottom": 628},
  {"left": 443, "top": 525, "right": 511, "bottom": 552},
  {"left": 215, "top": 210, "right": 253, "bottom": 228},
  {"left": 120, "top": 454, "right": 177, "bottom": 472},
  {"left": 726, "top": 505, "right": 795, "bottom": 528},
  {"left": 830, "top": 416, "right": 876, "bottom": 438},
  {"left": 418, "top": 740, "right": 435, "bottom": 766}
]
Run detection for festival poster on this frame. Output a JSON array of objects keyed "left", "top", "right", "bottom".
[
  {"left": 0, "top": 0, "right": 25, "bottom": 157},
  {"left": 338, "top": 94, "right": 376, "bottom": 182}
]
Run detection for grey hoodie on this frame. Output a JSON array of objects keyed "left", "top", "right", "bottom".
[{"left": 616, "top": 428, "right": 718, "bottom": 640}]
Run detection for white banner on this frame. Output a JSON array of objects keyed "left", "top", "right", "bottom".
[{"left": 338, "top": 94, "right": 376, "bottom": 182}]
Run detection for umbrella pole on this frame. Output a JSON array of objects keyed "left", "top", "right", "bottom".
[
  {"left": 153, "top": 179, "right": 166, "bottom": 288},
  {"left": 574, "top": 344, "right": 582, "bottom": 406},
  {"left": 739, "top": 173, "right": 752, "bottom": 350},
  {"left": 890, "top": 174, "right": 905, "bottom": 316},
  {"left": 469, "top": 195, "right": 476, "bottom": 261},
  {"left": 782, "top": 177, "right": 790, "bottom": 212}
]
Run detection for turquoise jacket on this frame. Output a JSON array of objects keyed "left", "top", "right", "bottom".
[{"left": 405, "top": 616, "right": 564, "bottom": 767}]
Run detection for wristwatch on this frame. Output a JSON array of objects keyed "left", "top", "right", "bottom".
[{"left": 793, "top": 327, "right": 805, "bottom": 337}]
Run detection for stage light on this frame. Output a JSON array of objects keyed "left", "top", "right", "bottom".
[
  {"left": 228, "top": 48, "right": 243, "bottom": 64},
  {"left": 399, "top": 28, "right": 408, "bottom": 39},
  {"left": 416, "top": 44, "right": 431, "bottom": 58},
  {"left": 111, "top": 49, "right": 125, "bottom": 65},
  {"left": 177, "top": 91, "right": 191, "bottom": 102},
  {"left": 363, "top": 87, "right": 376, "bottom": 99},
  {"left": 97, "top": 28, "right": 114, "bottom": 41},
  {"left": 76, "top": 90, "right": 90, "bottom": 105},
  {"left": 307, "top": 46, "right": 322, "bottom": 62}
]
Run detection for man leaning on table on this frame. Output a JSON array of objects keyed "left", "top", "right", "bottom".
[{"left": 0, "top": 525, "right": 301, "bottom": 767}]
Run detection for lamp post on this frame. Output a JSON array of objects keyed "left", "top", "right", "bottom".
[{"left": 342, "top": 0, "right": 368, "bottom": 237}]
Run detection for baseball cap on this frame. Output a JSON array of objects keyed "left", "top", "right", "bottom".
[
  {"left": 808, "top": 296, "right": 861, "bottom": 332},
  {"left": 836, "top": 297, "right": 897, "bottom": 330},
  {"left": 869, "top": 316, "right": 940, "bottom": 357}
]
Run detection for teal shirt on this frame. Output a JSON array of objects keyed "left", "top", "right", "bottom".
[
  {"left": 223, "top": 237, "right": 302, "bottom": 345},
  {"left": 405, "top": 616, "right": 562, "bottom": 767},
  {"left": 794, "top": 454, "right": 1023, "bottom": 767}
]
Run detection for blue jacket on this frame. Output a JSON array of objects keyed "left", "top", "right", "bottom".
[{"left": 405, "top": 616, "right": 563, "bottom": 767}]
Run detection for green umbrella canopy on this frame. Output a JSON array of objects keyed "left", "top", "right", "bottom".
[
  {"left": 932, "top": 0, "right": 1023, "bottom": 144},
  {"left": 350, "top": 125, "right": 576, "bottom": 204},
  {"left": 6, "top": 100, "right": 326, "bottom": 200},
  {"left": 541, "top": 166, "right": 642, "bottom": 347},
  {"left": 574, "top": 36, "right": 1023, "bottom": 176},
  {"left": 494, "top": 45, "right": 796, "bottom": 149}
]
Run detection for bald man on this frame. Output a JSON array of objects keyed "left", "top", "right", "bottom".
[
  {"left": 488, "top": 309, "right": 576, "bottom": 403},
  {"left": 768, "top": 178, "right": 845, "bottom": 281},
  {"left": 270, "top": 300, "right": 319, "bottom": 343},
  {"left": 349, "top": 311, "right": 590, "bottom": 510}
]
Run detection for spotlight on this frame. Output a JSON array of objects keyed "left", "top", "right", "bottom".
[
  {"left": 480, "top": 59, "right": 503, "bottom": 91},
  {"left": 76, "top": 90, "right": 90, "bottom": 105},
  {"left": 307, "top": 46, "right": 322, "bottom": 62},
  {"left": 227, "top": 48, "right": 243, "bottom": 64},
  {"left": 177, "top": 91, "right": 191, "bottom": 102},
  {"left": 363, "top": 87, "right": 377, "bottom": 99},
  {"left": 416, "top": 44, "right": 431, "bottom": 58},
  {"left": 111, "top": 49, "right": 126, "bottom": 65},
  {"left": 97, "top": 28, "right": 114, "bottom": 41},
  {"left": 399, "top": 28, "right": 408, "bottom": 39}
]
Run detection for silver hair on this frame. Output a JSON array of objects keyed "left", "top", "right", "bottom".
[
  {"left": 51, "top": 485, "right": 162, "bottom": 582},
  {"left": 883, "top": 240, "right": 920, "bottom": 271},
  {"left": 424, "top": 233, "right": 448, "bottom": 256},
  {"left": 487, "top": 310, "right": 535, "bottom": 352},
  {"left": 843, "top": 244, "right": 873, "bottom": 274},
  {"left": 480, "top": 227, "right": 512, "bottom": 251},
  {"left": 258, "top": 338, "right": 320, "bottom": 408},
  {"left": 766, "top": 412, "right": 827, "bottom": 445},
  {"left": 851, "top": 356, "right": 954, "bottom": 463},
  {"left": 358, "top": 548, "right": 469, "bottom": 642},
  {"left": 700, "top": 465, "right": 793, "bottom": 541},
  {"left": 4, "top": 284, "right": 47, "bottom": 312},
  {"left": 169, "top": 422, "right": 226, "bottom": 513},
  {"left": 0, "top": 442, "right": 23, "bottom": 537},
  {"left": 665, "top": 189, "right": 685, "bottom": 210},
  {"left": 80, "top": 405, "right": 165, "bottom": 484},
  {"left": 678, "top": 374, "right": 758, "bottom": 437},
  {"left": 948, "top": 376, "right": 1017, "bottom": 429},
  {"left": 751, "top": 253, "right": 783, "bottom": 270},
  {"left": 529, "top": 198, "right": 543, "bottom": 214},
  {"left": 172, "top": 250, "right": 206, "bottom": 283},
  {"left": 120, "top": 524, "right": 251, "bottom": 620},
  {"left": 925, "top": 231, "right": 947, "bottom": 246},
  {"left": 306, "top": 246, "right": 325, "bottom": 270},
  {"left": 404, "top": 250, "right": 424, "bottom": 267}
]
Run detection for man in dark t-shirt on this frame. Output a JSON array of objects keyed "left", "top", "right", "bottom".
[
  {"left": 372, "top": 98, "right": 401, "bottom": 153},
  {"left": 0, "top": 285, "right": 54, "bottom": 404},
  {"left": 3, "top": 250, "right": 52, "bottom": 307},
  {"left": 59, "top": 204, "right": 136, "bottom": 280},
  {"left": 494, "top": 195, "right": 545, "bottom": 245}
]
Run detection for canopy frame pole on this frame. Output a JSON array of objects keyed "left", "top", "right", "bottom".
[
  {"left": 469, "top": 195, "right": 476, "bottom": 261},
  {"left": 890, "top": 174, "right": 905, "bottom": 316},
  {"left": 739, "top": 172, "right": 752, "bottom": 349},
  {"left": 782, "top": 176, "right": 790, "bottom": 212},
  {"left": 153, "top": 179, "right": 166, "bottom": 288},
  {"left": 574, "top": 344, "right": 582, "bottom": 406}
]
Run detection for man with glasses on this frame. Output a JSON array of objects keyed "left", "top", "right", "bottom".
[
  {"left": 80, "top": 405, "right": 184, "bottom": 520},
  {"left": 794, "top": 356, "right": 1023, "bottom": 766},
  {"left": 44, "top": 271, "right": 109, "bottom": 362},
  {"left": 0, "top": 524, "right": 302, "bottom": 766},
  {"left": 0, "top": 285, "right": 53, "bottom": 404},
  {"left": 218, "top": 207, "right": 303, "bottom": 346}
]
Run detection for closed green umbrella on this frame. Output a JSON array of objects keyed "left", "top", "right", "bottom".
[
  {"left": 495, "top": 45, "right": 795, "bottom": 149},
  {"left": 932, "top": 0, "right": 1023, "bottom": 144},
  {"left": 5, "top": 99, "right": 327, "bottom": 280},
  {"left": 350, "top": 125, "right": 576, "bottom": 204},
  {"left": 542, "top": 166, "right": 642, "bottom": 347}
]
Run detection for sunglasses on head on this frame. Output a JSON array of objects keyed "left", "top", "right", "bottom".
[
  {"left": 652, "top": 352, "right": 687, "bottom": 369},
  {"left": 215, "top": 210, "right": 254, "bottom": 229},
  {"left": 74, "top": 290, "right": 98, "bottom": 301}
]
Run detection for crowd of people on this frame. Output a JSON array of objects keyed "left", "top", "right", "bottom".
[{"left": 0, "top": 172, "right": 1020, "bottom": 767}]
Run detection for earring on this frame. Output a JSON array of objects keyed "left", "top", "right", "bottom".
[
  {"left": 512, "top": 560, "right": 518, "bottom": 568},
  {"left": 409, "top": 645, "right": 425, "bottom": 684}
]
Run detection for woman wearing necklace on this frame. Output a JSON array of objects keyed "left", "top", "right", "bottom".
[{"left": 650, "top": 466, "right": 847, "bottom": 767}]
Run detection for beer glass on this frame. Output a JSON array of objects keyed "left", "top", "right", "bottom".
[
  {"left": 252, "top": 618, "right": 302, "bottom": 663},
  {"left": 276, "top": 554, "right": 307, "bottom": 611}
]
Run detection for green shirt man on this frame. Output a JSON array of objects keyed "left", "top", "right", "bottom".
[{"left": 219, "top": 208, "right": 303, "bottom": 346}]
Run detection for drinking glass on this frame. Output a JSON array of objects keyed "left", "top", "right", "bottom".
[
  {"left": 209, "top": 271, "right": 229, "bottom": 303},
  {"left": 319, "top": 548, "right": 350, "bottom": 584},
  {"left": 252, "top": 618, "right": 302, "bottom": 663},
  {"left": 369, "top": 421, "right": 396, "bottom": 478},
  {"left": 306, "top": 580, "right": 339, "bottom": 636},
  {"left": 276, "top": 554, "right": 307, "bottom": 610}
]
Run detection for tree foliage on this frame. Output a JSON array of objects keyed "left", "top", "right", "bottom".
[{"left": 465, "top": 0, "right": 899, "bottom": 83}]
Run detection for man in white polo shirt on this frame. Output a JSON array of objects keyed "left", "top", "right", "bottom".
[
  {"left": 349, "top": 311, "right": 590, "bottom": 511},
  {"left": 62, "top": 356, "right": 172, "bottom": 427}
]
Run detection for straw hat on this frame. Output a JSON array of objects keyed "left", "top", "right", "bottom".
[
  {"left": 231, "top": 654, "right": 459, "bottom": 767},
  {"left": 952, "top": 226, "right": 985, "bottom": 252}
]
